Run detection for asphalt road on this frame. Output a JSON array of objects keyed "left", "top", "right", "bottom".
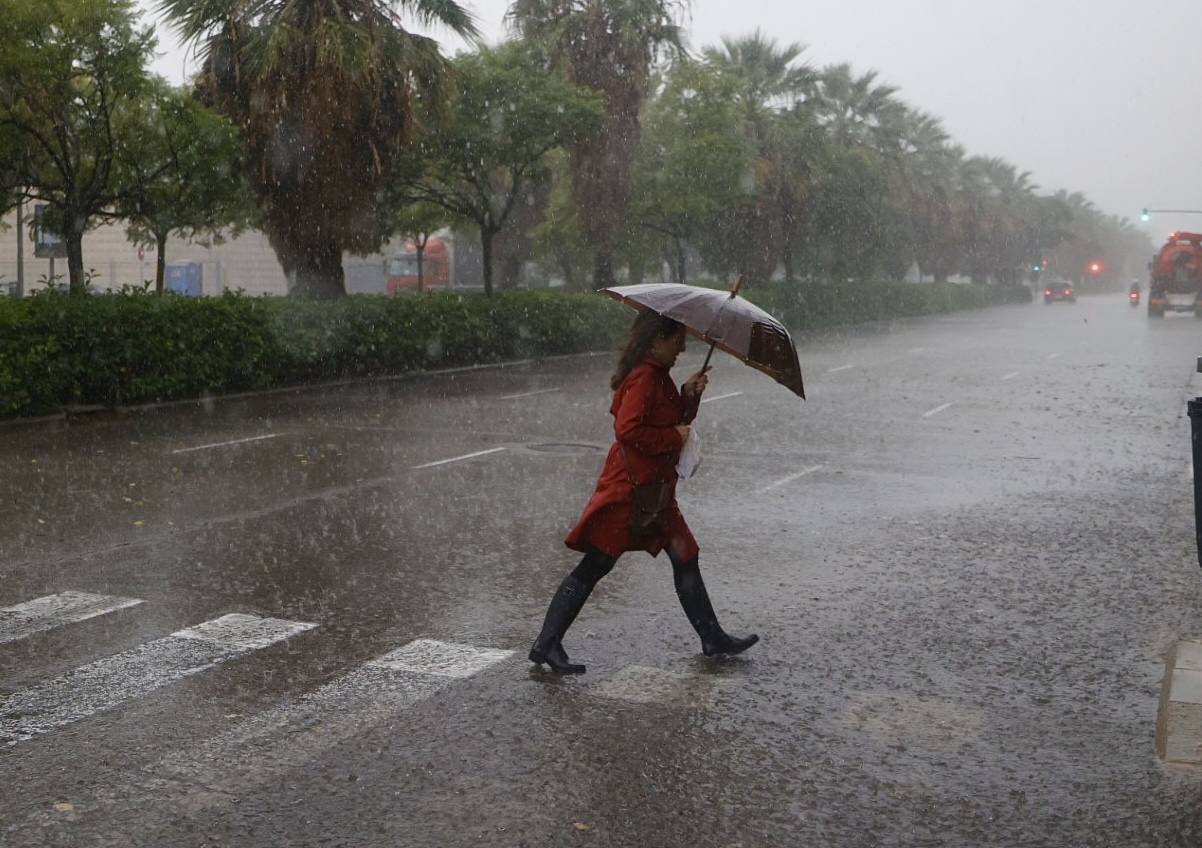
[{"left": 3, "top": 292, "right": 1202, "bottom": 847}]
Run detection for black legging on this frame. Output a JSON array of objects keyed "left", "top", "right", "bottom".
[{"left": 569, "top": 547, "right": 700, "bottom": 590}]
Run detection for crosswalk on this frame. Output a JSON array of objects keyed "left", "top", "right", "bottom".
[
  {"left": 1, "top": 588, "right": 735, "bottom": 838},
  {"left": 1, "top": 591, "right": 728, "bottom": 745}
]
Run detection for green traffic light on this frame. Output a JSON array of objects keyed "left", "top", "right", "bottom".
[{"left": 1141, "top": 208, "right": 1150, "bottom": 222}]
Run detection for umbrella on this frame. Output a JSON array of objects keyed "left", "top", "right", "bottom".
[{"left": 602, "top": 275, "right": 806, "bottom": 399}]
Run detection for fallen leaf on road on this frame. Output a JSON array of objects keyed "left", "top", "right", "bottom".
[
  {"left": 53, "top": 802, "right": 73, "bottom": 813},
  {"left": 573, "top": 822, "right": 591, "bottom": 832},
  {"left": 132, "top": 521, "right": 144, "bottom": 527}
]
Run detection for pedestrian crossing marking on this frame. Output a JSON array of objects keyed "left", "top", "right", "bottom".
[
  {"left": 0, "top": 613, "right": 315, "bottom": 744},
  {"left": 591, "top": 664, "right": 722, "bottom": 707},
  {"left": 0, "top": 591, "right": 144, "bottom": 645},
  {"left": 370, "top": 638, "right": 515, "bottom": 678}
]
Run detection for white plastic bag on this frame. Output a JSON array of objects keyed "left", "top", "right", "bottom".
[{"left": 676, "top": 429, "right": 703, "bottom": 481}]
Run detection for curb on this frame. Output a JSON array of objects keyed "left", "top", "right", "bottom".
[
  {"left": 1157, "top": 640, "right": 1202, "bottom": 765},
  {"left": 0, "top": 349, "right": 614, "bottom": 431}
]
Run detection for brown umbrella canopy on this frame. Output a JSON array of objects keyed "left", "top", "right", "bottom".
[{"left": 602, "top": 281, "right": 806, "bottom": 399}]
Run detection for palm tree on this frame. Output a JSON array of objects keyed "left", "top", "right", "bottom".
[
  {"left": 158, "top": 0, "right": 478, "bottom": 298},
  {"left": 507, "top": 0, "right": 687, "bottom": 289},
  {"left": 702, "top": 32, "right": 818, "bottom": 283},
  {"left": 811, "top": 64, "right": 901, "bottom": 150},
  {"left": 702, "top": 31, "right": 813, "bottom": 140}
]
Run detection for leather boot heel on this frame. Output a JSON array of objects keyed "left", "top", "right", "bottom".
[
  {"left": 702, "top": 632, "right": 759, "bottom": 657},
  {"left": 529, "top": 639, "right": 586, "bottom": 674},
  {"left": 529, "top": 576, "right": 593, "bottom": 674}
]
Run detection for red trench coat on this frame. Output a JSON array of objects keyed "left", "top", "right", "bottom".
[{"left": 564, "top": 357, "right": 701, "bottom": 561}]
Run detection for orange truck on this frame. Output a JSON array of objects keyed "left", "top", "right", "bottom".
[{"left": 1148, "top": 232, "right": 1202, "bottom": 317}]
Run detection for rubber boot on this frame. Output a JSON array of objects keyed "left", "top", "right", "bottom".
[
  {"left": 675, "top": 567, "right": 759, "bottom": 657},
  {"left": 529, "top": 575, "right": 592, "bottom": 674}
]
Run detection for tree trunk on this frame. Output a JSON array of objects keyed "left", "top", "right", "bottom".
[
  {"left": 64, "top": 221, "right": 85, "bottom": 294},
  {"left": 481, "top": 228, "right": 495, "bottom": 296},
  {"left": 593, "top": 251, "right": 616, "bottom": 290},
  {"left": 155, "top": 233, "right": 168, "bottom": 295},
  {"left": 286, "top": 240, "right": 345, "bottom": 299},
  {"left": 674, "top": 236, "right": 687, "bottom": 285},
  {"left": 782, "top": 245, "right": 795, "bottom": 285},
  {"left": 416, "top": 243, "right": 425, "bottom": 294}
]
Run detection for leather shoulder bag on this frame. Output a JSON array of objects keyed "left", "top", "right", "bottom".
[{"left": 619, "top": 444, "right": 673, "bottom": 543}]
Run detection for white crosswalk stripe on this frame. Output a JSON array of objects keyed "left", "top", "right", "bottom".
[
  {"left": 148, "top": 639, "right": 514, "bottom": 791},
  {"left": 0, "top": 613, "right": 315, "bottom": 744},
  {"left": 590, "top": 664, "right": 724, "bottom": 707},
  {"left": 11, "top": 639, "right": 516, "bottom": 833},
  {"left": 0, "top": 591, "right": 144, "bottom": 645}
]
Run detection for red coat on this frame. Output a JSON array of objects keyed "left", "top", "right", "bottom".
[{"left": 564, "top": 357, "right": 701, "bottom": 561}]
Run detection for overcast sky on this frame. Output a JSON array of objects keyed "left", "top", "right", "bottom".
[{"left": 140, "top": 0, "right": 1202, "bottom": 238}]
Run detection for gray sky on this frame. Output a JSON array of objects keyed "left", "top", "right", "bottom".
[{"left": 140, "top": 0, "right": 1202, "bottom": 238}]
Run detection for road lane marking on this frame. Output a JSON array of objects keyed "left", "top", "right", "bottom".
[
  {"left": 413, "top": 447, "right": 507, "bottom": 469},
  {"left": 1047, "top": 352, "right": 1061, "bottom": 360},
  {"left": 700, "top": 391, "right": 743, "bottom": 405},
  {"left": 1001, "top": 371, "right": 1020, "bottom": 381},
  {"left": 27, "top": 641, "right": 517, "bottom": 826},
  {"left": 826, "top": 364, "right": 856, "bottom": 373},
  {"left": 0, "top": 591, "right": 144, "bottom": 645},
  {"left": 907, "top": 347, "right": 927, "bottom": 355},
  {"left": 497, "top": 388, "right": 560, "bottom": 401},
  {"left": 756, "top": 464, "right": 825, "bottom": 494},
  {"left": 0, "top": 614, "right": 316, "bottom": 744},
  {"left": 170, "top": 434, "right": 282, "bottom": 455},
  {"left": 592, "top": 664, "right": 721, "bottom": 707},
  {"left": 922, "top": 402, "right": 953, "bottom": 419}
]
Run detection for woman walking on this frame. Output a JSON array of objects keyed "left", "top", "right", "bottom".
[{"left": 529, "top": 311, "right": 759, "bottom": 674}]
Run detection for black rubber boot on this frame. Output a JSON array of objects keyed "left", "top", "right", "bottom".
[
  {"left": 529, "top": 575, "right": 592, "bottom": 674},
  {"left": 675, "top": 567, "right": 759, "bottom": 657}
]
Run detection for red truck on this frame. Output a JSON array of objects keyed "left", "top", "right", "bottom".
[
  {"left": 1148, "top": 232, "right": 1202, "bottom": 317},
  {"left": 386, "top": 238, "right": 451, "bottom": 293}
]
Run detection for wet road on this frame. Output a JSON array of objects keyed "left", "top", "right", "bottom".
[{"left": 3, "top": 293, "right": 1202, "bottom": 847}]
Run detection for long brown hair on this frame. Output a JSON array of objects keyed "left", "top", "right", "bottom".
[{"left": 610, "top": 311, "right": 683, "bottom": 390}]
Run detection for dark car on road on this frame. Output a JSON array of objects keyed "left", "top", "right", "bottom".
[{"left": 1044, "top": 281, "right": 1076, "bottom": 303}]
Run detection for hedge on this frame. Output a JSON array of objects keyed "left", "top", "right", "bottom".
[{"left": 0, "top": 281, "right": 1030, "bottom": 420}]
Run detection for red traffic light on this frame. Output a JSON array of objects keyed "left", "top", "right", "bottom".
[{"left": 1089, "top": 261, "right": 1102, "bottom": 273}]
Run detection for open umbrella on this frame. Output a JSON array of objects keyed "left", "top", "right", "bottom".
[{"left": 602, "top": 275, "right": 806, "bottom": 399}]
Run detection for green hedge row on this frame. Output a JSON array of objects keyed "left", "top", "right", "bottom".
[{"left": 0, "top": 282, "right": 1030, "bottom": 420}]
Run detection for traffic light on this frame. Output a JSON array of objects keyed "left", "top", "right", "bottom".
[
  {"left": 1089, "top": 261, "right": 1102, "bottom": 274},
  {"left": 1141, "top": 208, "right": 1150, "bottom": 222}
]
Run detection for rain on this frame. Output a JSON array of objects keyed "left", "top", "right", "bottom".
[{"left": 2, "top": 0, "right": 1202, "bottom": 846}]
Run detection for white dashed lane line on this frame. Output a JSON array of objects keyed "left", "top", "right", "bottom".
[
  {"left": 922, "top": 402, "right": 954, "bottom": 419},
  {"left": 700, "top": 391, "right": 743, "bottom": 405},
  {"left": 1001, "top": 371, "right": 1020, "bottom": 381},
  {"left": 497, "top": 388, "right": 560, "bottom": 401},
  {"left": 1047, "top": 352, "right": 1062, "bottom": 360},
  {"left": 170, "top": 434, "right": 282, "bottom": 455},
  {"left": 826, "top": 364, "right": 856, "bottom": 374},
  {"left": 756, "top": 464, "right": 826, "bottom": 495},
  {"left": 412, "top": 447, "right": 507, "bottom": 470}
]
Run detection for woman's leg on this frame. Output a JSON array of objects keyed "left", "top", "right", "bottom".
[
  {"left": 529, "top": 549, "right": 617, "bottom": 674},
  {"left": 668, "top": 549, "right": 759, "bottom": 656}
]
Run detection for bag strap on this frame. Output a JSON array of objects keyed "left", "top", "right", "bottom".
[{"left": 618, "top": 443, "right": 639, "bottom": 486}]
